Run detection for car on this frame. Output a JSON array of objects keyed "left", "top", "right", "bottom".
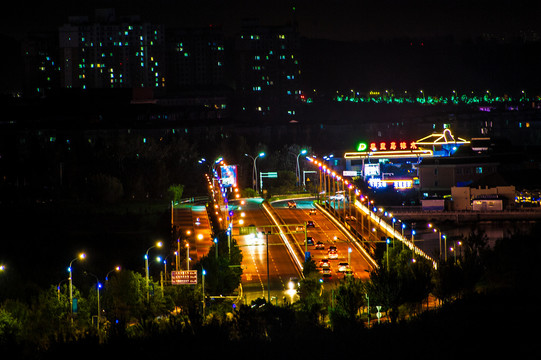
[
  {"left": 309, "top": 209, "right": 316, "bottom": 215},
  {"left": 328, "top": 246, "right": 338, "bottom": 259},
  {"left": 319, "top": 258, "right": 330, "bottom": 269},
  {"left": 321, "top": 269, "right": 332, "bottom": 281},
  {"left": 315, "top": 241, "right": 325, "bottom": 250},
  {"left": 337, "top": 262, "right": 350, "bottom": 273},
  {"left": 305, "top": 237, "right": 314, "bottom": 246},
  {"left": 288, "top": 201, "right": 297, "bottom": 208},
  {"left": 295, "top": 225, "right": 304, "bottom": 232},
  {"left": 306, "top": 220, "right": 315, "bottom": 228},
  {"left": 330, "top": 194, "right": 345, "bottom": 201},
  {"left": 345, "top": 215, "right": 357, "bottom": 221}
]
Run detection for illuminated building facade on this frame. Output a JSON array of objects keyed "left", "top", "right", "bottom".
[
  {"left": 234, "top": 19, "right": 302, "bottom": 123},
  {"left": 344, "top": 128, "right": 471, "bottom": 191},
  {"left": 166, "top": 26, "right": 226, "bottom": 91},
  {"left": 58, "top": 9, "right": 165, "bottom": 90},
  {"left": 21, "top": 34, "right": 60, "bottom": 98}
]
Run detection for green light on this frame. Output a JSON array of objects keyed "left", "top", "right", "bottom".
[{"left": 357, "top": 142, "right": 367, "bottom": 151}]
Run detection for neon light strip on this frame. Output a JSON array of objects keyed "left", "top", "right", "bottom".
[
  {"left": 344, "top": 149, "right": 433, "bottom": 159},
  {"left": 314, "top": 202, "right": 378, "bottom": 269},
  {"left": 261, "top": 202, "right": 304, "bottom": 276},
  {"left": 355, "top": 200, "right": 437, "bottom": 268}
]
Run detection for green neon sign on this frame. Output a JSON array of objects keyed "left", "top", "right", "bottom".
[{"left": 357, "top": 142, "right": 368, "bottom": 151}]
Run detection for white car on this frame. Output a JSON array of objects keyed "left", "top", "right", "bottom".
[
  {"left": 328, "top": 250, "right": 339, "bottom": 259},
  {"left": 337, "top": 262, "right": 350, "bottom": 273}
]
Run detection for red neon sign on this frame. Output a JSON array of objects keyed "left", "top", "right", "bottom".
[{"left": 368, "top": 141, "right": 417, "bottom": 152}]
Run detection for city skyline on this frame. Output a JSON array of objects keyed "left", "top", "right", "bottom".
[{"left": 2, "top": 0, "right": 541, "bottom": 42}]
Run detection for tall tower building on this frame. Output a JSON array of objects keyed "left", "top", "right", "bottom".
[
  {"left": 58, "top": 9, "right": 165, "bottom": 90},
  {"left": 166, "top": 26, "right": 227, "bottom": 91},
  {"left": 234, "top": 19, "right": 302, "bottom": 123}
]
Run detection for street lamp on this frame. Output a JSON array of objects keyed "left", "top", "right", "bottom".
[
  {"left": 105, "top": 266, "right": 121, "bottom": 281},
  {"left": 245, "top": 152, "right": 265, "bottom": 193},
  {"left": 68, "top": 252, "right": 86, "bottom": 315},
  {"left": 202, "top": 268, "right": 206, "bottom": 317},
  {"left": 145, "top": 241, "right": 162, "bottom": 302},
  {"left": 186, "top": 243, "right": 190, "bottom": 270},
  {"left": 296, "top": 149, "right": 307, "bottom": 187},
  {"left": 84, "top": 271, "right": 102, "bottom": 331}
]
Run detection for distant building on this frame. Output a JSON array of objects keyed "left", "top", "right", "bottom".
[
  {"left": 234, "top": 19, "right": 302, "bottom": 123},
  {"left": 58, "top": 8, "right": 166, "bottom": 89},
  {"left": 165, "top": 26, "right": 227, "bottom": 91},
  {"left": 418, "top": 156, "right": 499, "bottom": 195},
  {"left": 21, "top": 33, "right": 60, "bottom": 98},
  {"left": 451, "top": 185, "right": 515, "bottom": 210}
]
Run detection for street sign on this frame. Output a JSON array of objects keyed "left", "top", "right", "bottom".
[
  {"left": 260, "top": 172, "right": 278, "bottom": 191},
  {"left": 171, "top": 270, "right": 198, "bottom": 285}
]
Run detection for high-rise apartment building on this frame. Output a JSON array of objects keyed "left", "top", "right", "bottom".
[
  {"left": 166, "top": 26, "right": 226, "bottom": 91},
  {"left": 21, "top": 32, "right": 60, "bottom": 98},
  {"left": 58, "top": 9, "right": 165, "bottom": 90},
  {"left": 234, "top": 19, "right": 302, "bottom": 123}
]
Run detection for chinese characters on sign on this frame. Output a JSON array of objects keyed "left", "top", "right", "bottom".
[
  {"left": 171, "top": 270, "right": 198, "bottom": 285},
  {"left": 357, "top": 141, "right": 418, "bottom": 152},
  {"left": 369, "top": 141, "right": 417, "bottom": 151}
]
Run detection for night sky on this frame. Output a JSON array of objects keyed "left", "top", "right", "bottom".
[{"left": 3, "top": 0, "right": 541, "bottom": 41}]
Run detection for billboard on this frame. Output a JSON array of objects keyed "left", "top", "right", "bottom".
[{"left": 220, "top": 165, "right": 237, "bottom": 188}]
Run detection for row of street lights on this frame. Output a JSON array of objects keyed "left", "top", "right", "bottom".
[
  {"left": 307, "top": 156, "right": 438, "bottom": 267},
  {"left": 244, "top": 148, "right": 308, "bottom": 194},
  {"left": 64, "top": 252, "right": 121, "bottom": 332}
]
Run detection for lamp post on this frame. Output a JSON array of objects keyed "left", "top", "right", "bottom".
[
  {"left": 105, "top": 266, "right": 121, "bottom": 282},
  {"left": 68, "top": 252, "right": 86, "bottom": 315},
  {"left": 266, "top": 230, "right": 272, "bottom": 304},
  {"left": 145, "top": 241, "right": 162, "bottom": 302},
  {"left": 386, "top": 238, "right": 390, "bottom": 269},
  {"left": 202, "top": 268, "right": 206, "bottom": 317},
  {"left": 245, "top": 152, "right": 265, "bottom": 193},
  {"left": 411, "top": 230, "right": 416, "bottom": 260},
  {"left": 442, "top": 235, "right": 448, "bottom": 262},
  {"left": 186, "top": 243, "right": 190, "bottom": 270},
  {"left": 57, "top": 278, "right": 69, "bottom": 301},
  {"left": 84, "top": 271, "right": 101, "bottom": 331},
  {"left": 296, "top": 149, "right": 307, "bottom": 187}
]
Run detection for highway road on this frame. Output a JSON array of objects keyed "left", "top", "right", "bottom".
[
  {"left": 230, "top": 198, "right": 301, "bottom": 305},
  {"left": 273, "top": 199, "right": 372, "bottom": 283},
  {"left": 230, "top": 197, "right": 374, "bottom": 305}
]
